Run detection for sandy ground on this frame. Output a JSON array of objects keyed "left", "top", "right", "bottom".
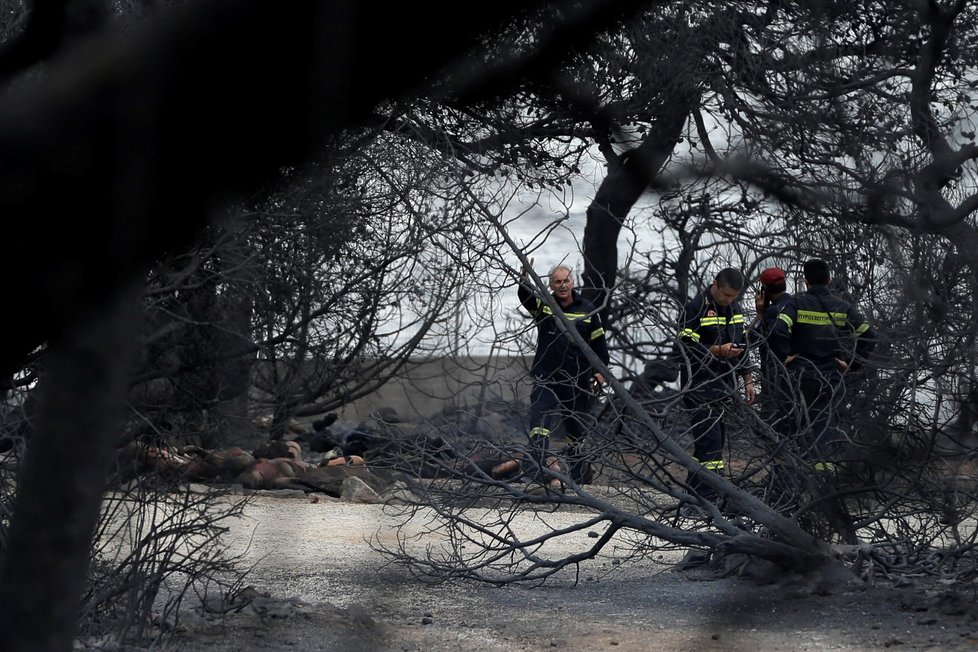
[{"left": 161, "top": 494, "right": 978, "bottom": 652}]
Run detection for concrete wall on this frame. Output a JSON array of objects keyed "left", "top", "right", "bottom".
[{"left": 335, "top": 355, "right": 533, "bottom": 424}]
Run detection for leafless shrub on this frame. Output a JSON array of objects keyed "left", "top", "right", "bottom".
[{"left": 81, "top": 476, "right": 251, "bottom": 646}]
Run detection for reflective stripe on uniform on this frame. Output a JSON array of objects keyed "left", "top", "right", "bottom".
[
  {"left": 855, "top": 323, "right": 870, "bottom": 335},
  {"left": 778, "top": 313, "right": 794, "bottom": 329},
  {"left": 795, "top": 310, "right": 848, "bottom": 326},
  {"left": 529, "top": 427, "right": 550, "bottom": 438},
  {"left": 699, "top": 314, "right": 744, "bottom": 327},
  {"left": 538, "top": 305, "right": 592, "bottom": 322},
  {"left": 692, "top": 457, "right": 724, "bottom": 471},
  {"left": 591, "top": 327, "right": 605, "bottom": 340},
  {"left": 814, "top": 461, "right": 835, "bottom": 472},
  {"left": 680, "top": 328, "right": 701, "bottom": 342}
]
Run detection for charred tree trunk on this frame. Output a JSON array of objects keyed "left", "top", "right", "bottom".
[
  {"left": 0, "top": 284, "right": 140, "bottom": 651},
  {"left": 582, "top": 85, "right": 700, "bottom": 317}
]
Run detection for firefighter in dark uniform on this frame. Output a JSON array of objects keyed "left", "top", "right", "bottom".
[
  {"left": 678, "top": 268, "right": 755, "bottom": 501},
  {"left": 517, "top": 261, "right": 610, "bottom": 488},
  {"left": 747, "top": 267, "right": 793, "bottom": 432},
  {"left": 769, "top": 259, "right": 877, "bottom": 467}
]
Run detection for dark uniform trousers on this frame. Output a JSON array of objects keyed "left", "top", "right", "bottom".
[
  {"left": 682, "top": 383, "right": 732, "bottom": 498},
  {"left": 795, "top": 367, "right": 845, "bottom": 465},
  {"left": 683, "top": 386, "right": 728, "bottom": 469},
  {"left": 529, "top": 370, "right": 595, "bottom": 483}
]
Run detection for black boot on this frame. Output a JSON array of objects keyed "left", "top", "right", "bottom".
[
  {"left": 685, "top": 470, "right": 718, "bottom": 503},
  {"left": 565, "top": 443, "right": 593, "bottom": 485}
]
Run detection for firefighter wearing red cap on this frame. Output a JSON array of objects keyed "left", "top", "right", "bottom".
[
  {"left": 748, "top": 266, "right": 793, "bottom": 429},
  {"left": 751, "top": 267, "right": 792, "bottom": 339}
]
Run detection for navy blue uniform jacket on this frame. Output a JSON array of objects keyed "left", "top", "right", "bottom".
[
  {"left": 769, "top": 285, "right": 877, "bottom": 375},
  {"left": 518, "top": 283, "right": 610, "bottom": 380},
  {"left": 748, "top": 292, "right": 792, "bottom": 382},
  {"left": 679, "top": 289, "right": 752, "bottom": 391}
]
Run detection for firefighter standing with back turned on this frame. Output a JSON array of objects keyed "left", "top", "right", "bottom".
[{"left": 769, "top": 259, "right": 877, "bottom": 469}]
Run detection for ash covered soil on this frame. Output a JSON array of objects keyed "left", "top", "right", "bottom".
[{"left": 164, "top": 494, "right": 978, "bottom": 652}]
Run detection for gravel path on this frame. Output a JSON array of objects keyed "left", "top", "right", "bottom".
[{"left": 165, "top": 494, "right": 978, "bottom": 651}]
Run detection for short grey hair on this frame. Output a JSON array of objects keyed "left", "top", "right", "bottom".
[{"left": 549, "top": 264, "right": 573, "bottom": 278}]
